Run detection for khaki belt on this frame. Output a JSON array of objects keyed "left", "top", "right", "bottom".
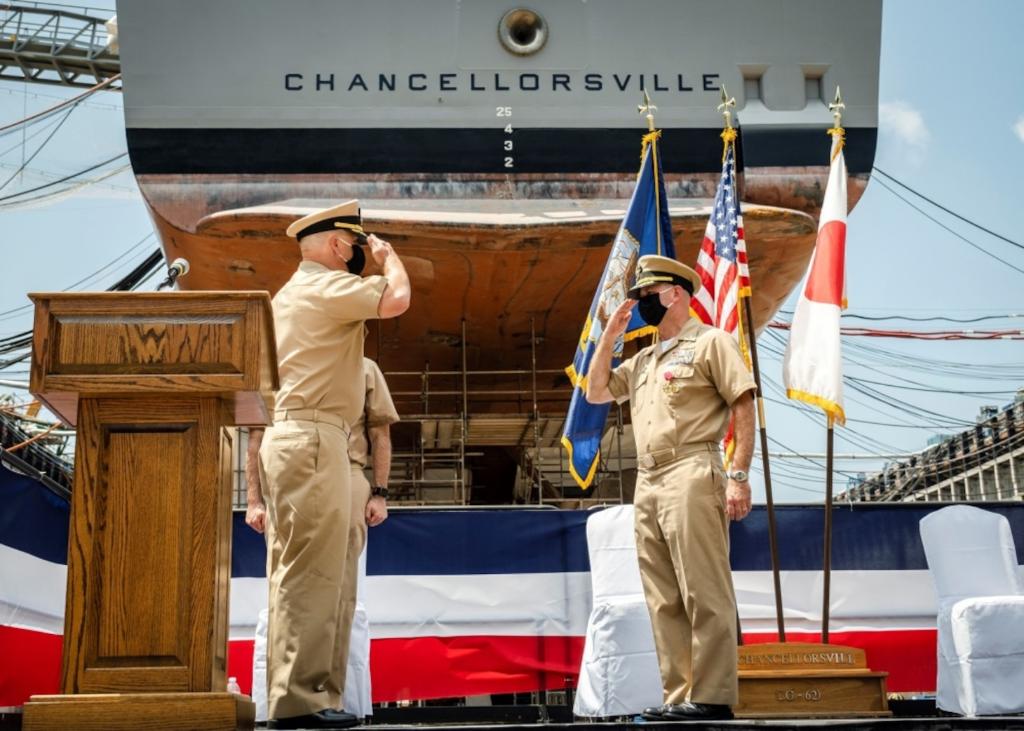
[
  {"left": 273, "top": 408, "right": 350, "bottom": 438},
  {"left": 637, "top": 441, "right": 718, "bottom": 470}
]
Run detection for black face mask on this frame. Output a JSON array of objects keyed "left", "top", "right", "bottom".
[
  {"left": 637, "top": 292, "right": 669, "bottom": 326},
  {"left": 346, "top": 244, "right": 366, "bottom": 275}
]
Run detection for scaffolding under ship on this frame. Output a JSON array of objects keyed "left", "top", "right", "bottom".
[{"left": 116, "top": 0, "right": 882, "bottom": 505}]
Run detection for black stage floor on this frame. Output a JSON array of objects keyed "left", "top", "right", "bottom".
[
  {"left": 3, "top": 704, "right": 1023, "bottom": 731},
  {"left": 257, "top": 717, "right": 1024, "bottom": 731},
  {"left": 361, "top": 702, "right": 1024, "bottom": 729}
]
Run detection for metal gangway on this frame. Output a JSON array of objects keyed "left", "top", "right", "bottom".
[{"left": 0, "top": 3, "right": 120, "bottom": 88}]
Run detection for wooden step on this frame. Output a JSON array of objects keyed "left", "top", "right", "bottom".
[
  {"left": 23, "top": 692, "right": 255, "bottom": 731},
  {"left": 735, "top": 642, "right": 891, "bottom": 719}
]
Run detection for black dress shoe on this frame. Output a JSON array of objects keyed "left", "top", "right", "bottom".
[
  {"left": 662, "top": 702, "right": 733, "bottom": 720},
  {"left": 268, "top": 709, "right": 360, "bottom": 729},
  {"left": 642, "top": 703, "right": 669, "bottom": 720}
]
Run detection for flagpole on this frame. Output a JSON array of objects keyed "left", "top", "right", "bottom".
[
  {"left": 720, "top": 87, "right": 786, "bottom": 642},
  {"left": 822, "top": 416, "right": 835, "bottom": 643},
  {"left": 741, "top": 294, "right": 786, "bottom": 642},
  {"left": 562, "top": 97, "right": 678, "bottom": 491},
  {"left": 821, "top": 87, "right": 845, "bottom": 646},
  {"left": 638, "top": 90, "right": 662, "bottom": 256},
  {"left": 638, "top": 88, "right": 656, "bottom": 133}
]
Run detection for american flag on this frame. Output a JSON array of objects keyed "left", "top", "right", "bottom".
[
  {"left": 692, "top": 143, "right": 750, "bottom": 333},
  {"left": 692, "top": 142, "right": 751, "bottom": 460}
]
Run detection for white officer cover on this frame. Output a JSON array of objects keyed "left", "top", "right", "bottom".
[
  {"left": 573, "top": 505, "right": 662, "bottom": 718},
  {"left": 251, "top": 547, "right": 372, "bottom": 722},
  {"left": 919, "top": 505, "right": 1024, "bottom": 716}
]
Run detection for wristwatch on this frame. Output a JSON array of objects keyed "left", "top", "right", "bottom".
[
  {"left": 727, "top": 470, "right": 749, "bottom": 483},
  {"left": 371, "top": 485, "right": 389, "bottom": 499}
]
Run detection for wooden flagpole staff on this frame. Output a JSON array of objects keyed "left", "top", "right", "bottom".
[
  {"left": 732, "top": 87, "right": 890, "bottom": 719},
  {"left": 718, "top": 86, "right": 787, "bottom": 644},
  {"left": 821, "top": 86, "right": 846, "bottom": 644}
]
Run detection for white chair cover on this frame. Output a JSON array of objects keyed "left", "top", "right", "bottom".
[
  {"left": 343, "top": 547, "right": 373, "bottom": 718},
  {"left": 920, "top": 505, "right": 1024, "bottom": 716},
  {"left": 573, "top": 505, "right": 662, "bottom": 718},
  {"left": 251, "top": 547, "right": 373, "bottom": 721},
  {"left": 253, "top": 607, "right": 269, "bottom": 723}
]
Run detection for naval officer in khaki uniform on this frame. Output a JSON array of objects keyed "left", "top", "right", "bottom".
[
  {"left": 246, "top": 200, "right": 410, "bottom": 730},
  {"left": 586, "top": 255, "right": 755, "bottom": 721},
  {"left": 246, "top": 356, "right": 399, "bottom": 714}
]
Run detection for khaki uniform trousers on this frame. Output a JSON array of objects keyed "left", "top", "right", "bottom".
[
  {"left": 261, "top": 415, "right": 360, "bottom": 719},
  {"left": 633, "top": 444, "right": 738, "bottom": 706}
]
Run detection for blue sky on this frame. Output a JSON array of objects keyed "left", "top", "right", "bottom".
[{"left": 1, "top": 0, "right": 1021, "bottom": 502}]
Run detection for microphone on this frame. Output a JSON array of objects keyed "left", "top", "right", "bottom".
[{"left": 157, "top": 258, "right": 190, "bottom": 290}]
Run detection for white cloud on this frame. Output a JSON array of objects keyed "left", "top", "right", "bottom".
[
  {"left": 1014, "top": 116, "right": 1024, "bottom": 144},
  {"left": 878, "top": 101, "right": 930, "bottom": 165},
  {"left": 879, "top": 101, "right": 930, "bottom": 146}
]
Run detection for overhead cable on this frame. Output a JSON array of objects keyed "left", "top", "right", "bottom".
[
  {"left": 872, "top": 177, "right": 1024, "bottom": 276},
  {"left": 0, "top": 232, "right": 154, "bottom": 322},
  {"left": 0, "top": 106, "right": 77, "bottom": 192},
  {"left": 0, "top": 153, "right": 128, "bottom": 203},
  {"left": 766, "top": 321, "right": 1023, "bottom": 340},
  {"left": 776, "top": 309, "right": 1020, "bottom": 324},
  {"left": 873, "top": 167, "right": 1024, "bottom": 252},
  {"left": 0, "top": 74, "right": 121, "bottom": 136}
]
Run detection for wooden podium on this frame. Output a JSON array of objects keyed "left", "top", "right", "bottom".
[{"left": 22, "top": 292, "right": 278, "bottom": 731}]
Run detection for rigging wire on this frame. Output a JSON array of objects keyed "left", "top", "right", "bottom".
[
  {"left": 0, "top": 105, "right": 76, "bottom": 192},
  {"left": 0, "top": 104, "right": 78, "bottom": 159},
  {"left": 0, "top": 249, "right": 164, "bottom": 363},
  {"left": 766, "top": 320, "right": 1024, "bottom": 340},
  {"left": 0, "top": 85, "right": 122, "bottom": 112},
  {"left": 873, "top": 167, "right": 1024, "bottom": 252},
  {"left": 0, "top": 232, "right": 155, "bottom": 322},
  {"left": 759, "top": 328, "right": 1006, "bottom": 427},
  {"left": 775, "top": 309, "right": 1020, "bottom": 324},
  {"left": 0, "top": 164, "right": 134, "bottom": 209},
  {"left": 872, "top": 177, "right": 1024, "bottom": 276},
  {"left": 760, "top": 327, "right": 1020, "bottom": 393},
  {"left": 846, "top": 375, "right": 1017, "bottom": 397},
  {"left": 0, "top": 74, "right": 121, "bottom": 136},
  {"left": 0, "top": 152, "right": 128, "bottom": 203}
]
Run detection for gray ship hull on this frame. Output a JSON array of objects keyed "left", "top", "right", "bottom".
[{"left": 116, "top": 0, "right": 881, "bottom": 401}]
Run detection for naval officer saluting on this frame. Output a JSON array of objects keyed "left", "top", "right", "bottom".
[
  {"left": 245, "top": 355, "right": 399, "bottom": 720},
  {"left": 586, "top": 255, "right": 756, "bottom": 721},
  {"left": 249, "top": 200, "right": 410, "bottom": 730}
]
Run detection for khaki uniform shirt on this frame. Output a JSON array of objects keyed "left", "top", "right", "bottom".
[
  {"left": 607, "top": 317, "right": 756, "bottom": 458},
  {"left": 272, "top": 261, "right": 387, "bottom": 427},
  {"left": 349, "top": 357, "right": 400, "bottom": 469}
]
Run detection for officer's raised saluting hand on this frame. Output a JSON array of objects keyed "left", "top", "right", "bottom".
[
  {"left": 366, "top": 233, "right": 394, "bottom": 265},
  {"left": 606, "top": 298, "right": 637, "bottom": 339}
]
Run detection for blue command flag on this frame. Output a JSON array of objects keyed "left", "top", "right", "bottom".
[{"left": 561, "top": 132, "right": 676, "bottom": 488}]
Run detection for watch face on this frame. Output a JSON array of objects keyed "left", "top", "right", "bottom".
[{"left": 731, "top": 471, "right": 748, "bottom": 482}]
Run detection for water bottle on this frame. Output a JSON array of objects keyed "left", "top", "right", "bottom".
[{"left": 226, "top": 676, "right": 241, "bottom": 695}]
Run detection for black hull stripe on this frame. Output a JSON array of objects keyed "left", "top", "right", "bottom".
[{"left": 126, "top": 127, "right": 877, "bottom": 176}]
